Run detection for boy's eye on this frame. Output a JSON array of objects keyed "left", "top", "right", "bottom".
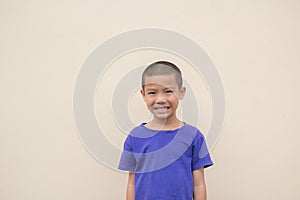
[
  {"left": 166, "top": 90, "right": 173, "bottom": 93},
  {"left": 147, "top": 91, "right": 156, "bottom": 95}
]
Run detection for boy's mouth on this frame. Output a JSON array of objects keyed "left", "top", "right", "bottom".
[{"left": 153, "top": 106, "right": 170, "bottom": 110}]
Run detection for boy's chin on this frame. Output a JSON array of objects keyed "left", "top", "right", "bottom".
[{"left": 153, "top": 114, "right": 170, "bottom": 120}]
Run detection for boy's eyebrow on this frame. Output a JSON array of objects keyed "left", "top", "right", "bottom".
[
  {"left": 144, "top": 88, "right": 157, "bottom": 91},
  {"left": 166, "top": 86, "right": 176, "bottom": 89},
  {"left": 144, "top": 86, "right": 176, "bottom": 91}
]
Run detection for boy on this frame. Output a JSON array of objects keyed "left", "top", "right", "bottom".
[{"left": 119, "top": 61, "right": 213, "bottom": 200}]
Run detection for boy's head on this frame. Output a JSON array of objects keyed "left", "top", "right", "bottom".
[
  {"left": 141, "top": 61, "right": 183, "bottom": 89},
  {"left": 140, "top": 61, "right": 186, "bottom": 120}
]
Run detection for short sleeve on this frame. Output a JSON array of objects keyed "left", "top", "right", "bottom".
[
  {"left": 192, "top": 132, "right": 213, "bottom": 171},
  {"left": 118, "top": 136, "right": 136, "bottom": 171}
]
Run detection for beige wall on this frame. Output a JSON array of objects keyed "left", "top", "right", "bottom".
[{"left": 1, "top": 0, "right": 299, "bottom": 199}]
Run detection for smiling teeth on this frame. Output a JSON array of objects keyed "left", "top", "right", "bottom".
[{"left": 154, "top": 107, "right": 170, "bottom": 110}]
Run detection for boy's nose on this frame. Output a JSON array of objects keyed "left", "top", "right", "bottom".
[{"left": 155, "top": 94, "right": 167, "bottom": 103}]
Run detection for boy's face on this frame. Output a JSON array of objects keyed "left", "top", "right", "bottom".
[{"left": 140, "top": 74, "right": 186, "bottom": 120}]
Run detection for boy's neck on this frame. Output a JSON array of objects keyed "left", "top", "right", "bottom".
[{"left": 146, "top": 116, "right": 183, "bottom": 130}]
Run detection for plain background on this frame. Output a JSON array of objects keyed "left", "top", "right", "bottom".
[{"left": 1, "top": 0, "right": 299, "bottom": 199}]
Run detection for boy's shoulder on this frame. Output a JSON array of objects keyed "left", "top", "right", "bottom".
[
  {"left": 127, "top": 123, "right": 151, "bottom": 138},
  {"left": 180, "top": 123, "right": 206, "bottom": 141}
]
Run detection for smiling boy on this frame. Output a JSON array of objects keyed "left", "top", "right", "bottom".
[{"left": 119, "top": 61, "right": 213, "bottom": 200}]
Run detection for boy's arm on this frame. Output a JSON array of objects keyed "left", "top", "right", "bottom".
[
  {"left": 193, "top": 167, "right": 207, "bottom": 200},
  {"left": 126, "top": 172, "right": 135, "bottom": 200}
]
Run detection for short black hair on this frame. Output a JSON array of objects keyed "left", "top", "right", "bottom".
[{"left": 142, "top": 61, "right": 183, "bottom": 88}]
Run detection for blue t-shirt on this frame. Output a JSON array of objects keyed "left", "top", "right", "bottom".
[{"left": 118, "top": 123, "right": 213, "bottom": 200}]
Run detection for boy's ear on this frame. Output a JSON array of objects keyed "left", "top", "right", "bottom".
[
  {"left": 140, "top": 88, "right": 146, "bottom": 100},
  {"left": 178, "top": 86, "right": 186, "bottom": 100}
]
